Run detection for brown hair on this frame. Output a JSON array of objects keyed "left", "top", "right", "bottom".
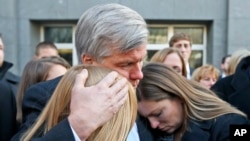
[
  {"left": 16, "top": 56, "right": 71, "bottom": 124},
  {"left": 169, "top": 33, "right": 192, "bottom": 47}
]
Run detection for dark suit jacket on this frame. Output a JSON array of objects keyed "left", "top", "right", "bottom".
[
  {"left": 211, "top": 56, "right": 250, "bottom": 118},
  {"left": 0, "top": 81, "right": 17, "bottom": 141},
  {"left": 156, "top": 114, "right": 249, "bottom": 141},
  {"left": 11, "top": 76, "right": 155, "bottom": 141}
]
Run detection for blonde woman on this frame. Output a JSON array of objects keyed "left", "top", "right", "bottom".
[
  {"left": 191, "top": 64, "right": 220, "bottom": 89},
  {"left": 21, "top": 65, "right": 137, "bottom": 141},
  {"left": 150, "top": 48, "right": 187, "bottom": 77},
  {"left": 136, "top": 62, "right": 248, "bottom": 141}
]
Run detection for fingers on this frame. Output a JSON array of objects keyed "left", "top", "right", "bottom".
[
  {"left": 74, "top": 69, "right": 88, "bottom": 87},
  {"left": 111, "top": 83, "right": 129, "bottom": 114},
  {"left": 97, "top": 71, "right": 119, "bottom": 88},
  {"left": 111, "top": 76, "right": 128, "bottom": 92}
]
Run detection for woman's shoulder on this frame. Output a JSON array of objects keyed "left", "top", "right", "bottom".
[{"left": 215, "top": 113, "right": 249, "bottom": 125}]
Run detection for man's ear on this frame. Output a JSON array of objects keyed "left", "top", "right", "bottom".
[{"left": 81, "top": 54, "right": 94, "bottom": 64}]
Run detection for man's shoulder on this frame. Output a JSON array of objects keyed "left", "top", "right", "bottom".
[
  {"left": 212, "top": 74, "right": 233, "bottom": 89},
  {"left": 30, "top": 76, "right": 62, "bottom": 90},
  {"left": 4, "top": 71, "right": 20, "bottom": 83},
  {"left": 24, "top": 76, "right": 62, "bottom": 99}
]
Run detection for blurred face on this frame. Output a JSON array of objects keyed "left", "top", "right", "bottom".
[
  {"left": 138, "top": 99, "right": 184, "bottom": 134},
  {"left": 199, "top": 75, "right": 217, "bottom": 89},
  {"left": 172, "top": 40, "right": 191, "bottom": 63},
  {"left": 0, "top": 38, "right": 4, "bottom": 66},
  {"left": 221, "top": 57, "right": 231, "bottom": 72},
  {"left": 91, "top": 44, "right": 147, "bottom": 87},
  {"left": 35, "top": 48, "right": 59, "bottom": 59},
  {"left": 46, "top": 64, "right": 68, "bottom": 81},
  {"left": 163, "top": 52, "right": 183, "bottom": 75}
]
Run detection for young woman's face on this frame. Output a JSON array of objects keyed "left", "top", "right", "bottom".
[
  {"left": 138, "top": 98, "right": 184, "bottom": 134},
  {"left": 163, "top": 52, "right": 183, "bottom": 75}
]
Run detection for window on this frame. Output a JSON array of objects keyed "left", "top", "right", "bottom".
[
  {"left": 41, "top": 25, "right": 77, "bottom": 65},
  {"left": 147, "top": 24, "right": 207, "bottom": 69},
  {"left": 41, "top": 24, "right": 206, "bottom": 69}
]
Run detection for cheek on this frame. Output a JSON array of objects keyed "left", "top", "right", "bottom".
[
  {"left": 138, "top": 105, "right": 147, "bottom": 116},
  {"left": 115, "top": 69, "right": 130, "bottom": 79}
]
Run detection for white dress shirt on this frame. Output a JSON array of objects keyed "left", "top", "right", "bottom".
[{"left": 186, "top": 63, "right": 191, "bottom": 79}]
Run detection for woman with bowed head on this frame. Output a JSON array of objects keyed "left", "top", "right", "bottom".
[
  {"left": 136, "top": 62, "right": 248, "bottom": 141},
  {"left": 20, "top": 64, "right": 137, "bottom": 141}
]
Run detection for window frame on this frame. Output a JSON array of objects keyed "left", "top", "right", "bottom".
[
  {"left": 40, "top": 24, "right": 78, "bottom": 65},
  {"left": 147, "top": 24, "right": 207, "bottom": 65}
]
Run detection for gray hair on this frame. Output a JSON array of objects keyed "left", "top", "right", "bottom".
[{"left": 75, "top": 3, "right": 148, "bottom": 63}]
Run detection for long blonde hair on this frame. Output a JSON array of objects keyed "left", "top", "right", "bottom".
[
  {"left": 21, "top": 65, "right": 137, "bottom": 141},
  {"left": 137, "top": 62, "right": 246, "bottom": 138}
]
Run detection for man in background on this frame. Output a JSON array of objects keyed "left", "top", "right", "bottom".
[
  {"left": 169, "top": 33, "right": 193, "bottom": 79},
  {"left": 33, "top": 41, "right": 59, "bottom": 59},
  {"left": 0, "top": 33, "right": 20, "bottom": 96},
  {"left": 0, "top": 33, "right": 19, "bottom": 140},
  {"left": 219, "top": 54, "right": 231, "bottom": 79}
]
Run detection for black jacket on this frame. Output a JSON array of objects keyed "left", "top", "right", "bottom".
[
  {"left": 211, "top": 56, "right": 250, "bottom": 118},
  {"left": 0, "top": 81, "right": 17, "bottom": 141},
  {"left": 0, "top": 61, "right": 20, "bottom": 96},
  {"left": 156, "top": 114, "right": 248, "bottom": 141}
]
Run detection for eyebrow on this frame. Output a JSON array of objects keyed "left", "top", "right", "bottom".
[{"left": 145, "top": 107, "right": 159, "bottom": 117}]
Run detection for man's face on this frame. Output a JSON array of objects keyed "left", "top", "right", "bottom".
[
  {"left": 35, "top": 47, "right": 59, "bottom": 59},
  {"left": 0, "top": 38, "right": 4, "bottom": 66},
  {"left": 171, "top": 40, "right": 191, "bottom": 63},
  {"left": 88, "top": 44, "right": 147, "bottom": 87}
]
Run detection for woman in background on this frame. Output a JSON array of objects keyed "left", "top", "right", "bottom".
[
  {"left": 191, "top": 64, "right": 220, "bottom": 89},
  {"left": 16, "top": 56, "right": 71, "bottom": 124},
  {"left": 150, "top": 48, "right": 187, "bottom": 77}
]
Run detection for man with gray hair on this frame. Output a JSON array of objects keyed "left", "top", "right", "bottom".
[{"left": 11, "top": 3, "right": 154, "bottom": 141}]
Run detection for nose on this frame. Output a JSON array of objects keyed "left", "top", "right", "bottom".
[
  {"left": 148, "top": 118, "right": 160, "bottom": 129},
  {"left": 130, "top": 63, "right": 143, "bottom": 80}
]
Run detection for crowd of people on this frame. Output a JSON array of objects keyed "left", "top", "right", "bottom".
[{"left": 0, "top": 3, "right": 250, "bottom": 141}]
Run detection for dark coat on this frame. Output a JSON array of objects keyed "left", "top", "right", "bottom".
[
  {"left": 211, "top": 56, "right": 250, "bottom": 118},
  {"left": 156, "top": 114, "right": 249, "bottom": 141},
  {"left": 0, "top": 61, "right": 20, "bottom": 96},
  {"left": 11, "top": 76, "right": 155, "bottom": 141},
  {"left": 0, "top": 81, "right": 17, "bottom": 141}
]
